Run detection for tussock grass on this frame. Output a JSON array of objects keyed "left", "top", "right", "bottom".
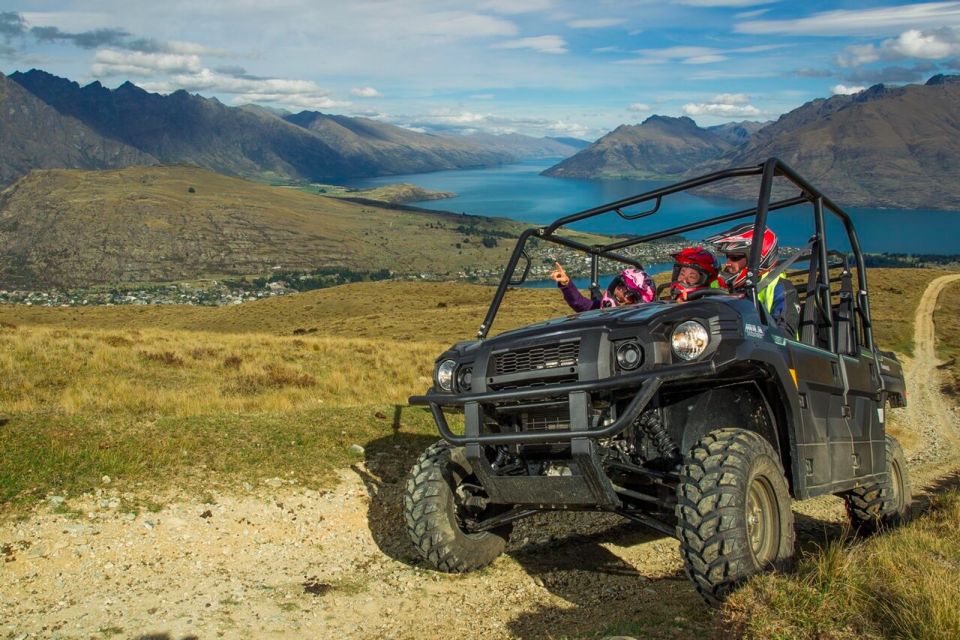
[
  {"left": 0, "top": 326, "right": 445, "bottom": 416},
  {"left": 0, "top": 323, "right": 456, "bottom": 508},
  {"left": 0, "top": 270, "right": 953, "bottom": 513},
  {"left": 725, "top": 489, "right": 960, "bottom": 640},
  {"left": 933, "top": 278, "right": 960, "bottom": 399},
  {"left": 867, "top": 268, "right": 950, "bottom": 356}
]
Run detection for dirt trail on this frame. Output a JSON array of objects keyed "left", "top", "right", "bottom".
[
  {"left": 2, "top": 276, "right": 959, "bottom": 640},
  {"left": 897, "top": 273, "right": 960, "bottom": 475}
]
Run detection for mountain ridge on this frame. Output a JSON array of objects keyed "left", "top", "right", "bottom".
[
  {"left": 541, "top": 115, "right": 734, "bottom": 179},
  {"left": 1, "top": 69, "right": 579, "bottom": 189},
  {"left": 690, "top": 76, "right": 960, "bottom": 208}
]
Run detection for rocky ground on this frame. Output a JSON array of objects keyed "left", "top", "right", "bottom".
[{"left": 2, "top": 275, "right": 959, "bottom": 640}]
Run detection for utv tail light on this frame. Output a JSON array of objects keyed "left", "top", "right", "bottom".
[
  {"left": 616, "top": 341, "right": 643, "bottom": 371},
  {"left": 671, "top": 321, "right": 709, "bottom": 360}
]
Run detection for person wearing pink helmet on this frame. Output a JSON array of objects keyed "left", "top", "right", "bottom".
[
  {"left": 549, "top": 262, "right": 656, "bottom": 312},
  {"left": 705, "top": 223, "right": 799, "bottom": 336}
]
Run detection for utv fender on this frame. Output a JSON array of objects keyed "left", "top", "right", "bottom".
[{"left": 667, "top": 382, "right": 787, "bottom": 483}]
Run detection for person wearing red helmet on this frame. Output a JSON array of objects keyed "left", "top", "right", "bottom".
[
  {"left": 705, "top": 223, "right": 799, "bottom": 336},
  {"left": 669, "top": 247, "right": 718, "bottom": 301},
  {"left": 549, "top": 262, "right": 656, "bottom": 311}
]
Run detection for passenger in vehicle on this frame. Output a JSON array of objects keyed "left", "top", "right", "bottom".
[
  {"left": 549, "top": 262, "right": 656, "bottom": 311},
  {"left": 668, "top": 247, "right": 719, "bottom": 301},
  {"left": 705, "top": 224, "right": 799, "bottom": 336}
]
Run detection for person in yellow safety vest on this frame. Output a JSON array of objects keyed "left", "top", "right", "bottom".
[{"left": 705, "top": 223, "right": 800, "bottom": 337}]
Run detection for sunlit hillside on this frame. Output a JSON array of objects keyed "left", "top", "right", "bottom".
[{"left": 0, "top": 165, "right": 585, "bottom": 289}]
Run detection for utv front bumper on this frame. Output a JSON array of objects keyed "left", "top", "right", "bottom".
[{"left": 409, "top": 359, "right": 715, "bottom": 446}]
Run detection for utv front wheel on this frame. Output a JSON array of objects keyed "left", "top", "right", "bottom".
[
  {"left": 844, "top": 435, "right": 911, "bottom": 533},
  {"left": 403, "top": 441, "right": 511, "bottom": 572},
  {"left": 676, "top": 428, "right": 795, "bottom": 605}
]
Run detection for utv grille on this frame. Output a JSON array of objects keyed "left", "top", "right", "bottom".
[{"left": 492, "top": 341, "right": 580, "bottom": 376}]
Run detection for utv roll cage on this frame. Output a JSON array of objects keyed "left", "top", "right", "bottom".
[{"left": 478, "top": 157, "right": 876, "bottom": 354}]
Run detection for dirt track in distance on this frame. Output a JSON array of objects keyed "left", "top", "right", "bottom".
[{"left": 2, "top": 275, "right": 959, "bottom": 640}]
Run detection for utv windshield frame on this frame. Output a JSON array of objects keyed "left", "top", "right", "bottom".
[{"left": 479, "top": 157, "right": 875, "bottom": 351}]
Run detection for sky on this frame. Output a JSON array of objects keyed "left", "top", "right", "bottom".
[{"left": 2, "top": 1, "right": 960, "bottom": 140}]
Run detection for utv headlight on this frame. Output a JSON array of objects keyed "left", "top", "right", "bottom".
[
  {"left": 671, "top": 321, "right": 709, "bottom": 361},
  {"left": 436, "top": 359, "right": 457, "bottom": 392},
  {"left": 616, "top": 341, "right": 643, "bottom": 371}
]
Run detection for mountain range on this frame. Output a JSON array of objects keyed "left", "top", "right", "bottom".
[
  {"left": 0, "top": 70, "right": 584, "bottom": 189},
  {"left": 545, "top": 75, "right": 960, "bottom": 209}
]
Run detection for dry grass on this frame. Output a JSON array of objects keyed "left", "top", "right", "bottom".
[
  {"left": 725, "top": 488, "right": 960, "bottom": 640},
  {"left": 933, "top": 278, "right": 960, "bottom": 399},
  {"left": 0, "top": 269, "right": 954, "bottom": 514},
  {"left": 0, "top": 326, "right": 446, "bottom": 416}
]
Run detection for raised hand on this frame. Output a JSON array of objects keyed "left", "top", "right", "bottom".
[{"left": 549, "top": 261, "right": 570, "bottom": 286}]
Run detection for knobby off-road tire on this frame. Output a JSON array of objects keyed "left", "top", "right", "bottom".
[
  {"left": 845, "top": 435, "right": 912, "bottom": 534},
  {"left": 676, "top": 428, "right": 795, "bottom": 605},
  {"left": 403, "top": 440, "right": 511, "bottom": 573}
]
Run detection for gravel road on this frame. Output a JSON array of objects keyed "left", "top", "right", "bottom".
[{"left": 3, "top": 276, "right": 958, "bottom": 640}]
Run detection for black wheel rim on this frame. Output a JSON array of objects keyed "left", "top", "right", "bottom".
[{"left": 746, "top": 476, "right": 780, "bottom": 564}]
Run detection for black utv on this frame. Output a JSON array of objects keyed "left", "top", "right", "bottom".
[{"left": 405, "top": 158, "right": 911, "bottom": 603}]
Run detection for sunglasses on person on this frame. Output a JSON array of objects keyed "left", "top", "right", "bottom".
[{"left": 725, "top": 253, "right": 747, "bottom": 262}]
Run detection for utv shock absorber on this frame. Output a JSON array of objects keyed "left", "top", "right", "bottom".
[{"left": 637, "top": 410, "right": 679, "bottom": 461}]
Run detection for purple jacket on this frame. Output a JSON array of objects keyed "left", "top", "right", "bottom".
[{"left": 558, "top": 280, "right": 599, "bottom": 312}]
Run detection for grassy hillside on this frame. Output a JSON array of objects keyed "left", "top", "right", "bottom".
[
  {"left": 0, "top": 269, "right": 954, "bottom": 508},
  {"left": 0, "top": 166, "right": 561, "bottom": 289},
  {"left": 725, "top": 488, "right": 960, "bottom": 639},
  {"left": 0, "top": 269, "right": 940, "bottom": 347},
  {"left": 1, "top": 269, "right": 958, "bottom": 640}
]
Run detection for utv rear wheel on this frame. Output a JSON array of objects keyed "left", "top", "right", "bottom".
[
  {"left": 845, "top": 435, "right": 911, "bottom": 533},
  {"left": 403, "top": 441, "right": 511, "bottom": 572},
  {"left": 676, "top": 428, "right": 795, "bottom": 605}
]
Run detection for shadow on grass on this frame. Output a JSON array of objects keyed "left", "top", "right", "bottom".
[{"left": 353, "top": 404, "right": 438, "bottom": 564}]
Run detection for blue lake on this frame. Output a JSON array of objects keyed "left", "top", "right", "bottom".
[{"left": 347, "top": 159, "right": 960, "bottom": 255}]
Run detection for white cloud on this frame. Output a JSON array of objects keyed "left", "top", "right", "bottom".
[
  {"left": 162, "top": 40, "right": 235, "bottom": 57},
  {"left": 887, "top": 28, "right": 959, "bottom": 58},
  {"left": 683, "top": 101, "right": 761, "bottom": 117},
  {"left": 623, "top": 43, "right": 784, "bottom": 65},
  {"left": 735, "top": 8, "right": 771, "bottom": 19},
  {"left": 350, "top": 86, "right": 382, "bottom": 97},
  {"left": 232, "top": 93, "right": 349, "bottom": 110},
  {"left": 139, "top": 68, "right": 348, "bottom": 111},
  {"left": 478, "top": 0, "right": 553, "bottom": 15},
  {"left": 628, "top": 102, "right": 651, "bottom": 112},
  {"left": 738, "top": 2, "right": 960, "bottom": 36},
  {"left": 91, "top": 49, "right": 203, "bottom": 76},
  {"left": 567, "top": 18, "right": 626, "bottom": 29},
  {"left": 710, "top": 92, "right": 750, "bottom": 104},
  {"left": 836, "top": 44, "right": 881, "bottom": 67},
  {"left": 684, "top": 54, "right": 727, "bottom": 64},
  {"left": 831, "top": 84, "right": 866, "bottom": 95},
  {"left": 492, "top": 34, "right": 567, "bottom": 54},
  {"left": 392, "top": 108, "right": 589, "bottom": 138},
  {"left": 837, "top": 27, "right": 960, "bottom": 67},
  {"left": 676, "top": 0, "right": 779, "bottom": 6}
]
